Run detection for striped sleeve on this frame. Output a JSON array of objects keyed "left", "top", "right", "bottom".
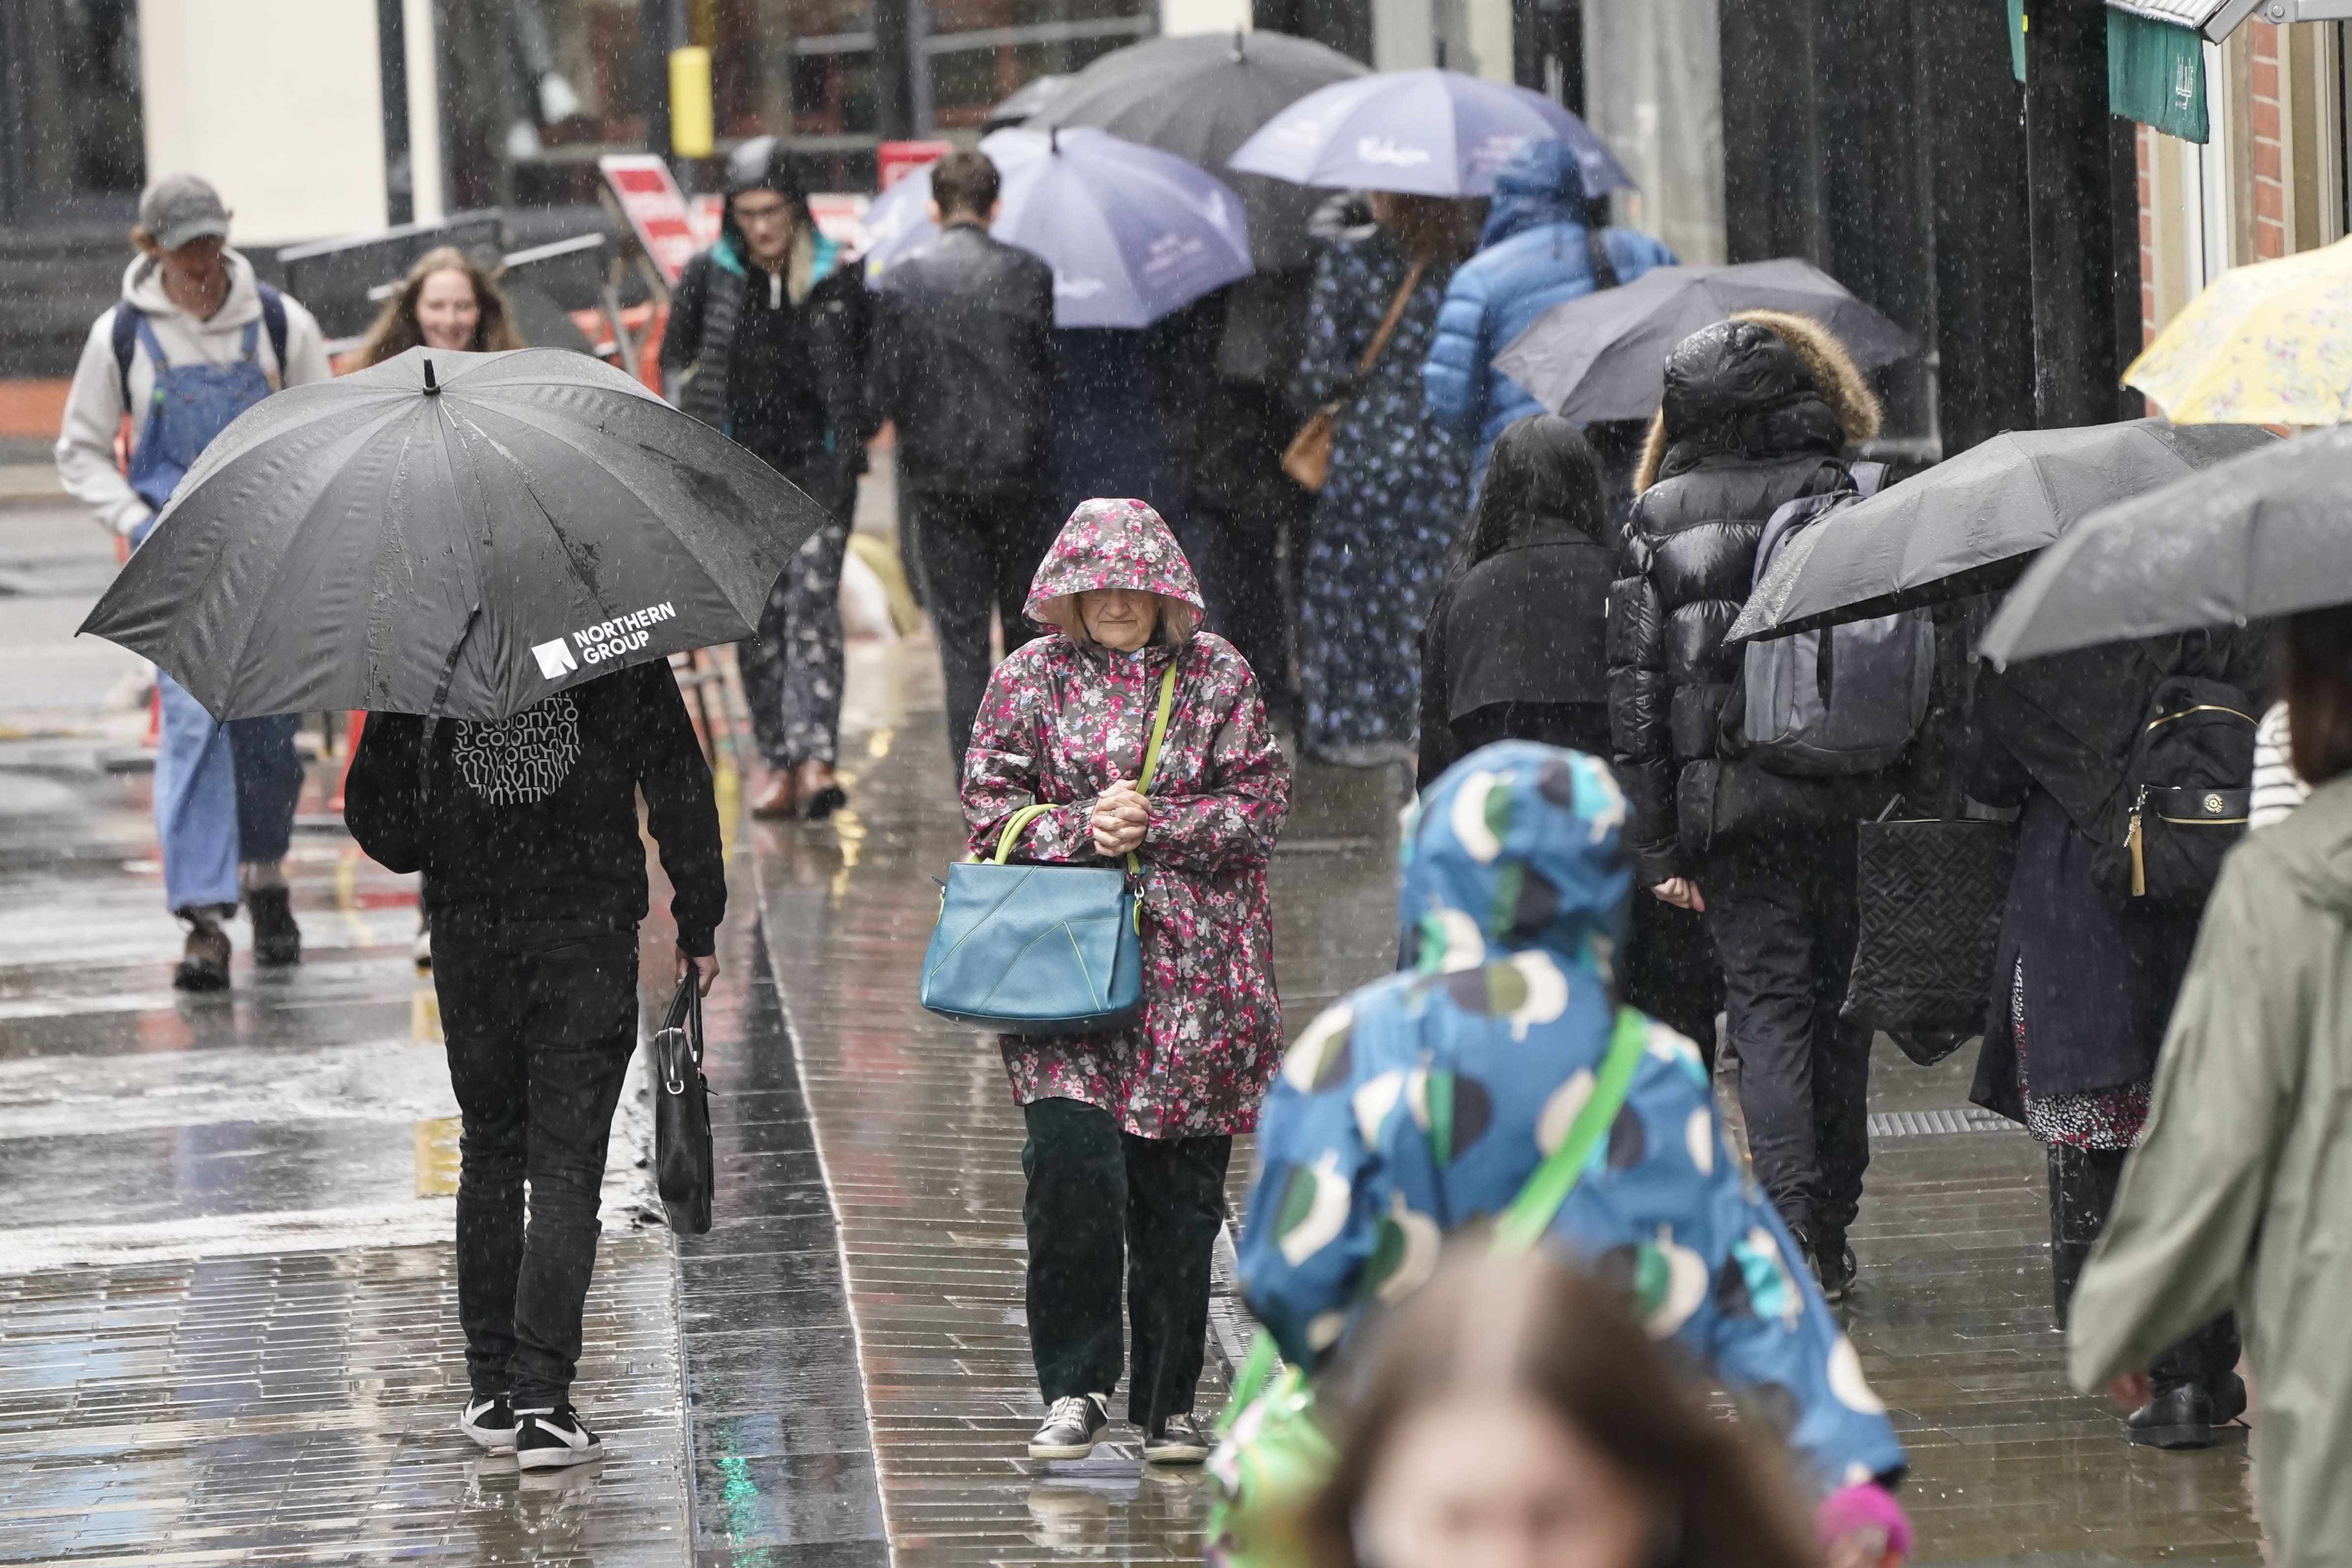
[{"left": 2249, "top": 702, "right": 2309, "bottom": 830}]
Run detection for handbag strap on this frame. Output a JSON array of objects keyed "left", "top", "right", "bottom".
[
  {"left": 1493, "top": 1008, "right": 1650, "bottom": 1253},
  {"left": 659, "top": 974, "right": 704, "bottom": 1089},
  {"left": 991, "top": 658, "right": 1182, "bottom": 869},
  {"left": 1334, "top": 259, "right": 1428, "bottom": 400}
]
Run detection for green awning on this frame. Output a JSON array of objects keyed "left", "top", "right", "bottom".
[
  {"left": 2107, "top": 10, "right": 2208, "bottom": 143},
  {"left": 2009, "top": 0, "right": 2026, "bottom": 84}
]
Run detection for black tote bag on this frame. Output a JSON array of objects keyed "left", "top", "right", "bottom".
[
  {"left": 654, "top": 976, "right": 714, "bottom": 1235},
  {"left": 1841, "top": 803, "right": 2016, "bottom": 1059}
]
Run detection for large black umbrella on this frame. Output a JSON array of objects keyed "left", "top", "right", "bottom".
[
  {"left": 80, "top": 346, "right": 827, "bottom": 722},
  {"left": 1724, "top": 419, "right": 2276, "bottom": 646},
  {"left": 1028, "top": 30, "right": 1367, "bottom": 273},
  {"left": 1492, "top": 259, "right": 1915, "bottom": 424},
  {"left": 1982, "top": 426, "right": 2352, "bottom": 668}
]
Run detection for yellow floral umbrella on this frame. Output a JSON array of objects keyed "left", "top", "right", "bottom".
[{"left": 2126, "top": 235, "right": 2352, "bottom": 425}]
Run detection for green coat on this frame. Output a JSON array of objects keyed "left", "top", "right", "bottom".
[{"left": 2070, "top": 776, "right": 2352, "bottom": 1566}]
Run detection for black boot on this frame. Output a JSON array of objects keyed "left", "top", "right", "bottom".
[
  {"left": 246, "top": 884, "right": 302, "bottom": 966},
  {"left": 2127, "top": 1383, "right": 2216, "bottom": 1449},
  {"left": 172, "top": 905, "right": 232, "bottom": 992},
  {"left": 2047, "top": 1144, "right": 2127, "bottom": 1326}
]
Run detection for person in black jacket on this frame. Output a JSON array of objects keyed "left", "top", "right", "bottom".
[
  {"left": 1607, "top": 313, "right": 1886, "bottom": 1297},
  {"left": 664, "top": 137, "right": 872, "bottom": 821},
  {"left": 344, "top": 661, "right": 725, "bottom": 1471},
  {"left": 1420, "top": 413, "right": 1723, "bottom": 1050},
  {"left": 866, "top": 148, "right": 1058, "bottom": 770}
]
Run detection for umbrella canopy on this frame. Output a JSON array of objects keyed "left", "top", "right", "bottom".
[
  {"left": 1493, "top": 259, "right": 1915, "bottom": 424},
  {"left": 79, "top": 346, "right": 829, "bottom": 722},
  {"left": 1724, "top": 419, "right": 2276, "bottom": 646},
  {"left": 860, "top": 127, "right": 1253, "bottom": 328},
  {"left": 2124, "top": 233, "right": 2352, "bottom": 425},
  {"left": 983, "top": 72, "right": 1070, "bottom": 131},
  {"left": 1226, "top": 67, "right": 1631, "bottom": 200},
  {"left": 1028, "top": 30, "right": 1367, "bottom": 272},
  {"left": 1981, "top": 426, "right": 2352, "bottom": 668}
]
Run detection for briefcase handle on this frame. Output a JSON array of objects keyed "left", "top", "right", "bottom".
[{"left": 657, "top": 973, "right": 703, "bottom": 1093}]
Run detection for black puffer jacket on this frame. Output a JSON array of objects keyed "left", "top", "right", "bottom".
[{"left": 1608, "top": 315, "right": 1882, "bottom": 883}]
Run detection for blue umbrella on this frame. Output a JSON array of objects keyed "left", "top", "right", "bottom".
[
  {"left": 1226, "top": 68, "right": 1632, "bottom": 199},
  {"left": 861, "top": 127, "right": 1253, "bottom": 329}
]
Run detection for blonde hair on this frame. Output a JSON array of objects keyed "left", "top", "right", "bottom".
[
  {"left": 1033, "top": 589, "right": 1200, "bottom": 647},
  {"left": 355, "top": 246, "right": 526, "bottom": 366}
]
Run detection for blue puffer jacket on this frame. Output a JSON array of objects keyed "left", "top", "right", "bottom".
[
  {"left": 1422, "top": 140, "right": 1675, "bottom": 482},
  {"left": 1236, "top": 740, "right": 1907, "bottom": 1496}
]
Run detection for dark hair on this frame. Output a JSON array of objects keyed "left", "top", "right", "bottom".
[
  {"left": 1302, "top": 1249, "right": 1816, "bottom": 1568},
  {"left": 931, "top": 149, "right": 1001, "bottom": 219},
  {"left": 355, "top": 246, "right": 525, "bottom": 366},
  {"left": 2282, "top": 604, "right": 2352, "bottom": 785},
  {"left": 1452, "top": 414, "right": 1605, "bottom": 578}
]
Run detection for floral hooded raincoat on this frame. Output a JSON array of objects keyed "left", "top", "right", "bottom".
[{"left": 963, "top": 498, "right": 1293, "bottom": 1138}]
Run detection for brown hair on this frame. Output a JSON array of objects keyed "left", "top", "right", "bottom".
[
  {"left": 1032, "top": 589, "right": 1200, "bottom": 647},
  {"left": 355, "top": 246, "right": 525, "bottom": 366},
  {"left": 1302, "top": 1249, "right": 1817, "bottom": 1568},
  {"left": 1367, "top": 191, "right": 1484, "bottom": 265},
  {"left": 931, "top": 148, "right": 1002, "bottom": 220},
  {"left": 2281, "top": 604, "right": 2352, "bottom": 786}
]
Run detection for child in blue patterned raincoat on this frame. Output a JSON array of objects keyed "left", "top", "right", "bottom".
[{"left": 1235, "top": 741, "right": 1910, "bottom": 1554}]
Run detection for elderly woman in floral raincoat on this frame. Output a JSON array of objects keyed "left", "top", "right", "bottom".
[
  {"left": 963, "top": 497, "right": 1291, "bottom": 1466},
  {"left": 1237, "top": 742, "right": 1911, "bottom": 1556}
]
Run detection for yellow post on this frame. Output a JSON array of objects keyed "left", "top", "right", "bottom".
[{"left": 670, "top": 46, "right": 714, "bottom": 159}]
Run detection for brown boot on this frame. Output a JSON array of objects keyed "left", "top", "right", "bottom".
[
  {"left": 796, "top": 759, "right": 847, "bottom": 820},
  {"left": 174, "top": 906, "right": 232, "bottom": 992},
  {"left": 246, "top": 885, "right": 302, "bottom": 966},
  {"left": 749, "top": 770, "right": 799, "bottom": 819}
]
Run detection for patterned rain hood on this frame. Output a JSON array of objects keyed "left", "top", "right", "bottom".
[
  {"left": 1237, "top": 740, "right": 1906, "bottom": 1495},
  {"left": 1024, "top": 497, "right": 1203, "bottom": 639}
]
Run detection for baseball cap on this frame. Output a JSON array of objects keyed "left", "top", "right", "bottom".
[{"left": 140, "top": 174, "right": 233, "bottom": 252}]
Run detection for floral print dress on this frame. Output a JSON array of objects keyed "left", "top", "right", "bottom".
[
  {"left": 962, "top": 499, "right": 1293, "bottom": 1138},
  {"left": 1290, "top": 228, "right": 1473, "bottom": 765}
]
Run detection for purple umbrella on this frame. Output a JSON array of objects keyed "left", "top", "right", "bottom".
[
  {"left": 1226, "top": 68, "right": 1632, "bottom": 199},
  {"left": 861, "top": 127, "right": 1252, "bottom": 329}
]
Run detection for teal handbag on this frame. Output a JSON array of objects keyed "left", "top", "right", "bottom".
[{"left": 919, "top": 660, "right": 1179, "bottom": 1035}]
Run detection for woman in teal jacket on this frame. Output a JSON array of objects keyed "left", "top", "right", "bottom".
[
  {"left": 1236, "top": 741, "right": 1908, "bottom": 1542},
  {"left": 1420, "top": 139, "right": 1674, "bottom": 489}
]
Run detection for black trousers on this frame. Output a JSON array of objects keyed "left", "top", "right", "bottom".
[
  {"left": 2047, "top": 1143, "right": 2240, "bottom": 1391},
  {"left": 1021, "top": 1097, "right": 1231, "bottom": 1434},
  {"left": 435, "top": 922, "right": 638, "bottom": 1409},
  {"left": 1703, "top": 827, "right": 1872, "bottom": 1242},
  {"left": 1173, "top": 498, "right": 1299, "bottom": 723},
  {"left": 907, "top": 482, "right": 1056, "bottom": 769}
]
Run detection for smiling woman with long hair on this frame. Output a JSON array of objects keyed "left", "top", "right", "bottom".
[{"left": 355, "top": 245, "right": 525, "bottom": 364}]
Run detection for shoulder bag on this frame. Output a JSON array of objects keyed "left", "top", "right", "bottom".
[
  {"left": 920, "top": 658, "right": 1180, "bottom": 1034},
  {"left": 654, "top": 975, "right": 714, "bottom": 1235},
  {"left": 1281, "top": 259, "right": 1427, "bottom": 493},
  {"left": 1205, "top": 1008, "right": 1652, "bottom": 1568}
]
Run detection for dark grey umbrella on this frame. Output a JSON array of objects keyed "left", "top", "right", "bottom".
[
  {"left": 1493, "top": 259, "right": 1916, "bottom": 424},
  {"left": 1030, "top": 30, "right": 1366, "bottom": 273},
  {"left": 79, "top": 346, "right": 828, "bottom": 722},
  {"left": 1981, "top": 426, "right": 2352, "bottom": 668},
  {"left": 1725, "top": 419, "right": 2277, "bottom": 646},
  {"left": 984, "top": 72, "right": 1070, "bottom": 131}
]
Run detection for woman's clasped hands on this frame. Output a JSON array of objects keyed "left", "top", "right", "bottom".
[{"left": 1092, "top": 778, "right": 1150, "bottom": 858}]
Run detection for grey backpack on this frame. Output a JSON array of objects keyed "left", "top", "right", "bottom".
[{"left": 1741, "top": 463, "right": 1933, "bottom": 778}]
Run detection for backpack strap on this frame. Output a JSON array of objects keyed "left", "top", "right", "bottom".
[
  {"left": 1585, "top": 227, "right": 1621, "bottom": 292},
  {"left": 256, "top": 283, "right": 291, "bottom": 386},
  {"left": 112, "top": 304, "right": 142, "bottom": 409},
  {"left": 1849, "top": 460, "right": 1889, "bottom": 499},
  {"left": 1494, "top": 1008, "right": 1651, "bottom": 1253}
]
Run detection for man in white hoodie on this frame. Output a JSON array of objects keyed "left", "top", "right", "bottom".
[{"left": 56, "top": 174, "right": 334, "bottom": 990}]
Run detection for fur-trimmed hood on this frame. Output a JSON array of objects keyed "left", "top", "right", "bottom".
[{"left": 1634, "top": 309, "right": 1882, "bottom": 493}]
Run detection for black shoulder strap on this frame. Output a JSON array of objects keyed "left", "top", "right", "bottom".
[
  {"left": 112, "top": 304, "right": 141, "bottom": 409},
  {"left": 256, "top": 283, "right": 291, "bottom": 382},
  {"left": 1586, "top": 228, "right": 1620, "bottom": 292}
]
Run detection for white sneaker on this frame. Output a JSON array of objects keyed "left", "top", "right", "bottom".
[{"left": 1028, "top": 1392, "right": 1109, "bottom": 1460}]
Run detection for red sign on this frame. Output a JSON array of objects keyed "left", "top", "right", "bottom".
[
  {"left": 878, "top": 139, "right": 955, "bottom": 192},
  {"left": 599, "top": 154, "right": 699, "bottom": 286}
]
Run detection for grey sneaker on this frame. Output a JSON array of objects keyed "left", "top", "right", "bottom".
[
  {"left": 1028, "top": 1393, "right": 1109, "bottom": 1460},
  {"left": 1142, "top": 1411, "right": 1211, "bottom": 1465}
]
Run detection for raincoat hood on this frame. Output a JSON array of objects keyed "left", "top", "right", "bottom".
[
  {"left": 1636, "top": 309, "right": 1882, "bottom": 492},
  {"left": 1479, "top": 139, "right": 1591, "bottom": 250},
  {"left": 718, "top": 135, "right": 815, "bottom": 258},
  {"left": 2274, "top": 776, "right": 2352, "bottom": 917},
  {"left": 1024, "top": 497, "right": 1204, "bottom": 641},
  {"left": 1399, "top": 741, "right": 1632, "bottom": 973}
]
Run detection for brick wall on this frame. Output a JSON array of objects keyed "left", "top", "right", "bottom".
[
  {"left": 2251, "top": 19, "right": 2289, "bottom": 260},
  {"left": 2138, "top": 123, "right": 2158, "bottom": 350}
]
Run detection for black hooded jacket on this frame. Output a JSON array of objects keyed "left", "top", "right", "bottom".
[{"left": 1607, "top": 319, "right": 1866, "bottom": 882}]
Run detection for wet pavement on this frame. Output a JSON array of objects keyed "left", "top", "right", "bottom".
[{"left": 0, "top": 490, "right": 2270, "bottom": 1565}]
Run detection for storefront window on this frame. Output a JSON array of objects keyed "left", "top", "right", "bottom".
[{"left": 1, "top": 0, "right": 144, "bottom": 222}]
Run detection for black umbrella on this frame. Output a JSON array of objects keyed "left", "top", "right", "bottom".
[
  {"left": 1725, "top": 419, "right": 2276, "bottom": 646},
  {"left": 984, "top": 72, "right": 1070, "bottom": 131},
  {"left": 1981, "top": 426, "right": 2352, "bottom": 668},
  {"left": 1492, "top": 259, "right": 1916, "bottom": 424},
  {"left": 80, "top": 346, "right": 828, "bottom": 722},
  {"left": 1028, "top": 29, "right": 1367, "bottom": 273}
]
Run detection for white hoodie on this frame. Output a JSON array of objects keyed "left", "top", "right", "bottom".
[{"left": 54, "top": 248, "right": 332, "bottom": 536}]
